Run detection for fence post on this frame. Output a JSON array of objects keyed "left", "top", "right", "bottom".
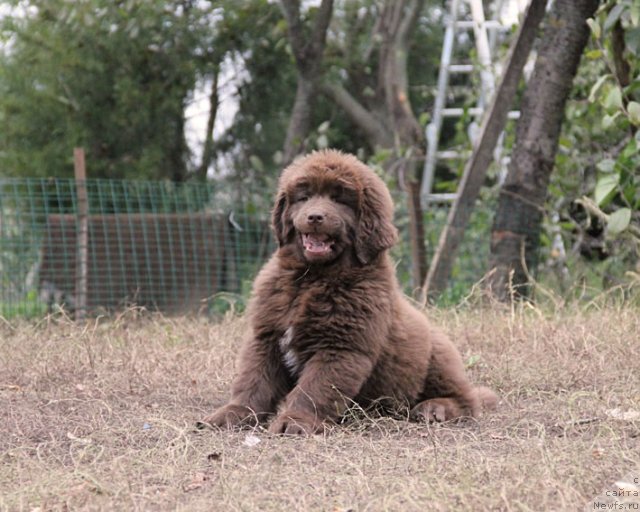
[{"left": 74, "top": 148, "right": 88, "bottom": 321}]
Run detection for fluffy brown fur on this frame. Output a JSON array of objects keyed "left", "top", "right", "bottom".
[{"left": 200, "top": 150, "right": 497, "bottom": 435}]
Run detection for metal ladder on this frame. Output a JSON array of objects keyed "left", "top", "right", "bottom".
[{"left": 421, "top": 0, "right": 527, "bottom": 205}]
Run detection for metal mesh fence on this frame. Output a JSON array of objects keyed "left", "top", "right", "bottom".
[
  {"left": 0, "top": 178, "right": 274, "bottom": 318},
  {"left": 0, "top": 177, "right": 491, "bottom": 318}
]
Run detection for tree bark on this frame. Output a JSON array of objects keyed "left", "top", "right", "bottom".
[
  {"left": 318, "top": 81, "right": 393, "bottom": 149},
  {"left": 422, "top": 0, "right": 547, "bottom": 300},
  {"left": 318, "top": 0, "right": 428, "bottom": 289},
  {"left": 611, "top": 19, "right": 630, "bottom": 88},
  {"left": 487, "top": 0, "right": 601, "bottom": 301},
  {"left": 378, "top": 0, "right": 428, "bottom": 289},
  {"left": 196, "top": 68, "right": 219, "bottom": 181},
  {"left": 378, "top": 0, "right": 425, "bottom": 150},
  {"left": 169, "top": 110, "right": 189, "bottom": 182},
  {"left": 610, "top": 18, "right": 636, "bottom": 136},
  {"left": 281, "top": 0, "right": 334, "bottom": 165}
]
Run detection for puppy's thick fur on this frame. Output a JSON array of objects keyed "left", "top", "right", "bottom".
[{"left": 201, "top": 150, "right": 496, "bottom": 435}]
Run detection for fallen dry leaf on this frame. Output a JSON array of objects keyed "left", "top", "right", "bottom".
[
  {"left": 605, "top": 408, "right": 640, "bottom": 421},
  {"left": 243, "top": 434, "right": 261, "bottom": 447},
  {"left": 183, "top": 472, "right": 209, "bottom": 493}
]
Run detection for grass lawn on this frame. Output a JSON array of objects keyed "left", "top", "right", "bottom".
[{"left": 1, "top": 303, "right": 638, "bottom": 511}]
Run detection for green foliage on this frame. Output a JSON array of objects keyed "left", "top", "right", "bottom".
[
  {"left": 586, "top": 1, "right": 640, "bottom": 209},
  {"left": 0, "top": 290, "right": 48, "bottom": 319},
  {"left": 0, "top": 0, "right": 213, "bottom": 180},
  {"left": 212, "top": 1, "right": 297, "bottom": 190},
  {"left": 585, "top": 1, "right": 640, "bottom": 243},
  {"left": 543, "top": 0, "right": 640, "bottom": 294},
  {"left": 3, "top": 0, "right": 638, "bottom": 306}
]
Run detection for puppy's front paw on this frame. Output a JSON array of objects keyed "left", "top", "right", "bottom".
[
  {"left": 410, "top": 398, "right": 463, "bottom": 423},
  {"left": 197, "top": 404, "right": 258, "bottom": 430},
  {"left": 268, "top": 411, "right": 323, "bottom": 436}
]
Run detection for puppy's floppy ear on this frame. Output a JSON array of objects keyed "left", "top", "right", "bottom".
[
  {"left": 355, "top": 182, "right": 398, "bottom": 264},
  {"left": 271, "top": 191, "right": 292, "bottom": 247}
]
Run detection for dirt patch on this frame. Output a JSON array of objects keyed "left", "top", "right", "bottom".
[{"left": 1, "top": 306, "right": 638, "bottom": 511}]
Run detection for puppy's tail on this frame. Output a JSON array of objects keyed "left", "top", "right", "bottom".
[{"left": 474, "top": 386, "right": 498, "bottom": 412}]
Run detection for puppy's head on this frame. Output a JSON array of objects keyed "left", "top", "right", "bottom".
[{"left": 272, "top": 150, "right": 398, "bottom": 265}]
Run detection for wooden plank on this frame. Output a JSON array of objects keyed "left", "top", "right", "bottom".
[
  {"left": 422, "top": 0, "right": 547, "bottom": 301},
  {"left": 74, "top": 147, "right": 88, "bottom": 321}
]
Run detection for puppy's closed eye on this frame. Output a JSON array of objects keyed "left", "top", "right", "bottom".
[
  {"left": 291, "top": 184, "right": 311, "bottom": 204},
  {"left": 330, "top": 185, "right": 358, "bottom": 208}
]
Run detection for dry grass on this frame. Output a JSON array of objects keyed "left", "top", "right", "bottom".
[{"left": 1, "top": 303, "right": 639, "bottom": 511}]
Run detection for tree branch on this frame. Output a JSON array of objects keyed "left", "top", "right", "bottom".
[
  {"left": 280, "top": 0, "right": 334, "bottom": 164},
  {"left": 280, "top": 0, "right": 333, "bottom": 77},
  {"left": 398, "top": 0, "right": 424, "bottom": 46},
  {"left": 378, "top": 0, "right": 426, "bottom": 151},
  {"left": 196, "top": 68, "right": 219, "bottom": 180},
  {"left": 611, "top": 20, "right": 630, "bottom": 87},
  {"left": 610, "top": 18, "right": 636, "bottom": 135},
  {"left": 309, "top": 0, "right": 334, "bottom": 63},
  {"left": 362, "top": 5, "right": 383, "bottom": 65},
  {"left": 280, "top": 0, "right": 305, "bottom": 66},
  {"left": 319, "top": 81, "right": 392, "bottom": 148}
]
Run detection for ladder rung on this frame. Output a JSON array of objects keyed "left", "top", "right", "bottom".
[
  {"left": 442, "top": 108, "right": 521, "bottom": 119},
  {"left": 436, "top": 150, "right": 469, "bottom": 159},
  {"left": 456, "top": 20, "right": 505, "bottom": 30},
  {"left": 448, "top": 64, "right": 474, "bottom": 73},
  {"left": 425, "top": 193, "right": 458, "bottom": 203},
  {"left": 442, "top": 108, "right": 482, "bottom": 117}
]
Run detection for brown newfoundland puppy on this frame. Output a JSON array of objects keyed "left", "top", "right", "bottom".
[{"left": 200, "top": 150, "right": 496, "bottom": 435}]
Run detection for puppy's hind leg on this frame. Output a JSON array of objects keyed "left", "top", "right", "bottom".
[
  {"left": 410, "top": 386, "right": 498, "bottom": 423},
  {"left": 410, "top": 397, "right": 468, "bottom": 423},
  {"left": 474, "top": 385, "right": 498, "bottom": 411},
  {"left": 410, "top": 334, "right": 491, "bottom": 423}
]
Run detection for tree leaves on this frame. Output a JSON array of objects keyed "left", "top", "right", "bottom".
[
  {"left": 603, "top": 3, "right": 625, "bottom": 31},
  {"left": 588, "top": 74, "right": 610, "bottom": 102},
  {"left": 0, "top": 0, "right": 212, "bottom": 179},
  {"left": 603, "top": 86, "right": 623, "bottom": 112},
  {"left": 596, "top": 158, "right": 616, "bottom": 173},
  {"left": 607, "top": 207, "right": 631, "bottom": 234},
  {"left": 587, "top": 17, "right": 601, "bottom": 39},
  {"left": 595, "top": 173, "right": 619, "bottom": 207},
  {"left": 627, "top": 101, "right": 640, "bottom": 125}
]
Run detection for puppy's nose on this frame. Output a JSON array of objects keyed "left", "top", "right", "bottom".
[{"left": 307, "top": 212, "right": 324, "bottom": 224}]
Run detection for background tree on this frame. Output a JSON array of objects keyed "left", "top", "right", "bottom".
[
  {"left": 570, "top": 1, "right": 640, "bottom": 287},
  {"left": 2, "top": 0, "right": 636, "bottom": 300},
  {"left": 280, "top": 0, "right": 334, "bottom": 166},
  {"left": 194, "top": 0, "right": 291, "bottom": 185},
  {"left": 228, "top": 0, "right": 440, "bottom": 287},
  {"left": 486, "top": 0, "right": 601, "bottom": 301},
  {"left": 319, "top": 0, "right": 431, "bottom": 288},
  {"left": 0, "top": 0, "right": 213, "bottom": 180}
]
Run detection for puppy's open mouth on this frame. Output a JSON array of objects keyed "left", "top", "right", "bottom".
[{"left": 301, "top": 233, "right": 334, "bottom": 256}]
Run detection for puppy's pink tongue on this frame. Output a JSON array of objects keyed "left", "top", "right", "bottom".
[{"left": 303, "top": 233, "right": 332, "bottom": 254}]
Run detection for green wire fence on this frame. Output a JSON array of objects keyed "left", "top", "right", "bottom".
[
  {"left": 0, "top": 178, "right": 274, "bottom": 318},
  {"left": 0, "top": 176, "right": 492, "bottom": 318}
]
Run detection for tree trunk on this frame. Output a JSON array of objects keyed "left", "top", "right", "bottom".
[
  {"left": 319, "top": 82, "right": 393, "bottom": 149},
  {"left": 317, "top": 0, "right": 427, "bottom": 289},
  {"left": 406, "top": 177, "right": 427, "bottom": 292},
  {"left": 422, "top": 0, "right": 547, "bottom": 300},
  {"left": 169, "top": 108, "right": 189, "bottom": 182},
  {"left": 281, "top": 0, "right": 334, "bottom": 166},
  {"left": 378, "top": 0, "right": 427, "bottom": 289},
  {"left": 196, "top": 68, "right": 220, "bottom": 181},
  {"left": 487, "top": 0, "right": 601, "bottom": 301},
  {"left": 283, "top": 77, "right": 316, "bottom": 165}
]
